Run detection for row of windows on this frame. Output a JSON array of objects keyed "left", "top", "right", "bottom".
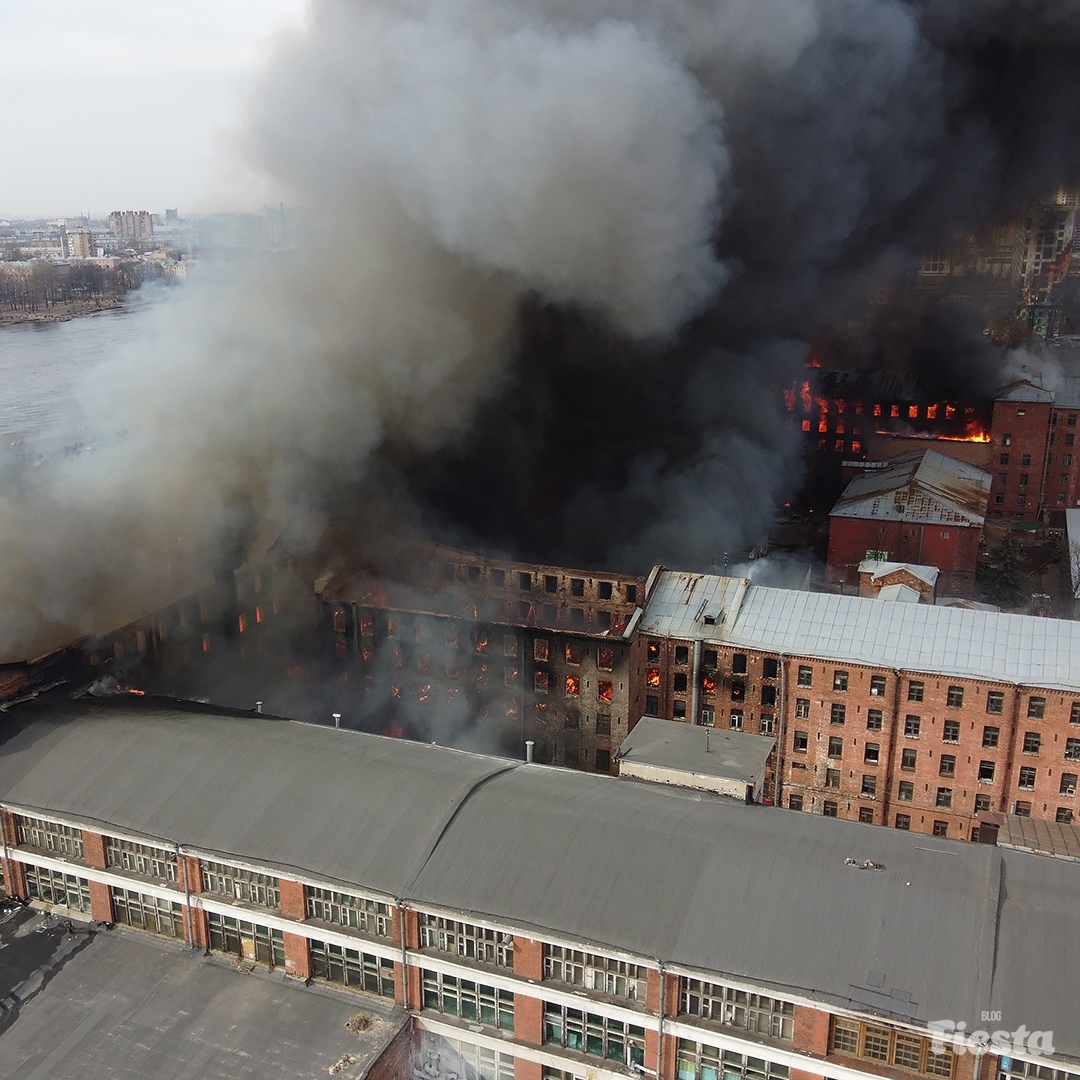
[
  {"left": 680, "top": 978, "right": 794, "bottom": 1040},
  {"left": 201, "top": 860, "right": 281, "bottom": 909},
  {"left": 311, "top": 939, "right": 394, "bottom": 996},
  {"left": 16, "top": 815, "right": 83, "bottom": 859},
  {"left": 208, "top": 911, "right": 285, "bottom": 967},
  {"left": 24, "top": 864, "right": 91, "bottom": 913},
  {"left": 543, "top": 945, "right": 647, "bottom": 1001},
  {"left": 305, "top": 886, "right": 391, "bottom": 936},
  {"left": 422, "top": 969, "right": 515, "bottom": 1031},
  {"left": 676, "top": 1039, "right": 790, "bottom": 1080},
  {"left": 831, "top": 1017, "right": 954, "bottom": 1077},
  {"left": 424, "top": 1033, "right": 516, "bottom": 1080},
  {"left": 543, "top": 1003, "right": 645, "bottom": 1066},
  {"left": 111, "top": 886, "right": 185, "bottom": 939},
  {"left": 105, "top": 837, "right": 178, "bottom": 882},
  {"left": 420, "top": 914, "right": 514, "bottom": 967}
]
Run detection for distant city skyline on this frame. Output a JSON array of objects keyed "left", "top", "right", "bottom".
[{"left": 0, "top": 0, "right": 309, "bottom": 218}]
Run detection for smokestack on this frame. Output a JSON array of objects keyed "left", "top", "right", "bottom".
[
  {"left": 525, "top": 740, "right": 534, "bottom": 763},
  {"left": 333, "top": 712, "right": 341, "bottom": 728}
]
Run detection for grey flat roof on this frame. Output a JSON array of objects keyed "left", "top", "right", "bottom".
[
  {"left": 0, "top": 699, "right": 1078, "bottom": 1060},
  {"left": 995, "top": 812, "right": 1080, "bottom": 861},
  {"left": 617, "top": 717, "right": 774, "bottom": 783}
]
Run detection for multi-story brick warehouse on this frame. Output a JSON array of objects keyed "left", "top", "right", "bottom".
[
  {"left": 316, "top": 546, "right": 644, "bottom": 770},
  {"left": 632, "top": 570, "right": 1080, "bottom": 840},
  {"left": 0, "top": 697, "right": 1074, "bottom": 1080}
]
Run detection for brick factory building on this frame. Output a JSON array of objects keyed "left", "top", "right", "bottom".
[
  {"left": 826, "top": 449, "right": 990, "bottom": 595},
  {"left": 0, "top": 697, "right": 1075, "bottom": 1080},
  {"left": 632, "top": 570, "right": 1080, "bottom": 840}
]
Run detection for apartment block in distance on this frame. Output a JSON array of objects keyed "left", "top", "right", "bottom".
[
  {"left": 631, "top": 569, "right": 1080, "bottom": 840},
  {"left": 0, "top": 696, "right": 1074, "bottom": 1080}
]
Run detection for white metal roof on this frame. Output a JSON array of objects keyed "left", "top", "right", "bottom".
[
  {"left": 640, "top": 571, "right": 1080, "bottom": 690},
  {"left": 856, "top": 560, "right": 940, "bottom": 587},
  {"left": 995, "top": 380, "right": 1055, "bottom": 403},
  {"left": 1067, "top": 509, "right": 1080, "bottom": 599},
  {"left": 875, "top": 583, "right": 922, "bottom": 603}
]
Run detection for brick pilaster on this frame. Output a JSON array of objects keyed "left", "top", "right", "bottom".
[
  {"left": 279, "top": 877, "right": 306, "bottom": 922},
  {"left": 793, "top": 1005, "right": 830, "bottom": 1056},
  {"left": 514, "top": 991, "right": 544, "bottom": 1047},
  {"left": 513, "top": 935, "right": 544, "bottom": 981},
  {"left": 81, "top": 830, "right": 108, "bottom": 870},
  {"left": 283, "top": 930, "right": 311, "bottom": 979},
  {"left": 88, "top": 879, "right": 113, "bottom": 923}
]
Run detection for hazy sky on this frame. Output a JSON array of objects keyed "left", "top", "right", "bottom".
[{"left": 0, "top": 0, "right": 310, "bottom": 219}]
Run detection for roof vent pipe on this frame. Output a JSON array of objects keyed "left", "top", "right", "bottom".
[
  {"left": 525, "top": 740, "right": 534, "bottom": 763},
  {"left": 705, "top": 728, "right": 710, "bottom": 753},
  {"left": 255, "top": 701, "right": 263, "bottom": 714},
  {"left": 333, "top": 712, "right": 341, "bottom": 728}
]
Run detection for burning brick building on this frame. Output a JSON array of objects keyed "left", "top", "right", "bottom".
[
  {"left": 631, "top": 569, "right": 1080, "bottom": 841},
  {"left": 315, "top": 546, "right": 644, "bottom": 771},
  {"left": 826, "top": 449, "right": 991, "bottom": 595}
]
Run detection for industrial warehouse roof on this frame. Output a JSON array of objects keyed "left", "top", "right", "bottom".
[
  {"left": 0, "top": 698, "right": 1077, "bottom": 1059},
  {"left": 994, "top": 379, "right": 1055, "bottom": 403},
  {"left": 616, "top": 716, "right": 775, "bottom": 784},
  {"left": 829, "top": 448, "right": 990, "bottom": 525},
  {"left": 640, "top": 571, "right": 1080, "bottom": 691}
]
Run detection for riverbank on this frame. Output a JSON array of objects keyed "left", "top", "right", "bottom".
[{"left": 0, "top": 296, "right": 125, "bottom": 328}]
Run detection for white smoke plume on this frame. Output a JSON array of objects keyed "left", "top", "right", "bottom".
[{"left": 3, "top": 0, "right": 1080, "bottom": 660}]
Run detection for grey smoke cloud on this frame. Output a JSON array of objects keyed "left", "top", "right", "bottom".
[{"left": 3, "top": 0, "right": 1080, "bottom": 661}]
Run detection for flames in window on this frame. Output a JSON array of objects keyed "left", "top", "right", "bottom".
[
  {"left": 702, "top": 674, "right": 717, "bottom": 697},
  {"left": 565, "top": 676, "right": 580, "bottom": 696},
  {"left": 646, "top": 668, "right": 661, "bottom": 688},
  {"left": 598, "top": 681, "right": 613, "bottom": 703}
]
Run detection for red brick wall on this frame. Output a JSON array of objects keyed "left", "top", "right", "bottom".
[
  {"left": 514, "top": 992, "right": 544, "bottom": 1047},
  {"left": 1, "top": 810, "right": 18, "bottom": 847},
  {"left": 187, "top": 906, "right": 209, "bottom": 951},
  {"left": 279, "top": 877, "right": 306, "bottom": 921},
  {"left": 515, "top": 1061, "right": 543, "bottom": 1080},
  {"left": 88, "top": 879, "right": 113, "bottom": 923},
  {"left": 365, "top": 1017, "right": 418, "bottom": 1080},
  {"left": 283, "top": 930, "right": 311, "bottom": 978},
  {"left": 181, "top": 855, "right": 202, "bottom": 892},
  {"left": 4, "top": 856, "right": 26, "bottom": 899},
  {"left": 793, "top": 1004, "right": 830, "bottom": 1056},
  {"left": 82, "top": 830, "right": 108, "bottom": 870},
  {"left": 513, "top": 936, "right": 544, "bottom": 981},
  {"left": 987, "top": 397, "right": 1053, "bottom": 523}
]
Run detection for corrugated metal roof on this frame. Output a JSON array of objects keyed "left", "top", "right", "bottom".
[
  {"left": 995, "top": 380, "right": 1055, "bottom": 403},
  {"left": 829, "top": 449, "right": 990, "bottom": 525},
  {"left": 875, "top": 583, "right": 922, "bottom": 603},
  {"left": 0, "top": 699, "right": 1072, "bottom": 1052},
  {"left": 640, "top": 572, "right": 1080, "bottom": 690},
  {"left": 616, "top": 717, "right": 774, "bottom": 782},
  {"left": 857, "top": 561, "right": 940, "bottom": 587},
  {"left": 637, "top": 574, "right": 748, "bottom": 639}
]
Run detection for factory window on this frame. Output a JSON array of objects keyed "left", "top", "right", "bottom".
[
  {"left": 831, "top": 703, "right": 846, "bottom": 725},
  {"left": 1023, "top": 731, "right": 1041, "bottom": 755},
  {"left": 111, "top": 887, "right": 184, "bottom": 939},
  {"left": 545, "top": 575, "right": 558, "bottom": 593},
  {"left": 208, "top": 912, "right": 285, "bottom": 967},
  {"left": 311, "top": 939, "right": 393, "bottom": 996},
  {"left": 699, "top": 706, "right": 714, "bottom": 726},
  {"left": 936, "top": 788, "right": 952, "bottom": 808},
  {"left": 978, "top": 760, "right": 996, "bottom": 783},
  {"left": 797, "top": 665, "right": 812, "bottom": 688},
  {"left": 1071, "top": 415, "right": 1078, "bottom": 427},
  {"left": 703, "top": 648, "right": 718, "bottom": 669},
  {"left": 731, "top": 681, "right": 745, "bottom": 701},
  {"left": 1018, "top": 767, "right": 1037, "bottom": 790},
  {"left": 544, "top": 945, "right": 647, "bottom": 1001},
  {"left": 466, "top": 565, "right": 481, "bottom": 585},
  {"left": 1019, "top": 473, "right": 1029, "bottom": 487},
  {"left": 646, "top": 695, "right": 659, "bottom": 715},
  {"left": 571, "top": 577, "right": 585, "bottom": 597},
  {"left": 1015, "top": 801, "right": 1032, "bottom": 816},
  {"left": 24, "top": 865, "right": 92, "bottom": 913},
  {"left": 864, "top": 742, "right": 880, "bottom": 764},
  {"left": 987, "top": 692, "right": 1004, "bottom": 715},
  {"left": 975, "top": 794, "right": 992, "bottom": 812},
  {"left": 1000, "top": 453, "right": 1009, "bottom": 465},
  {"left": 1057, "top": 808, "right": 1074, "bottom": 824},
  {"left": 1028, "top": 696, "right": 1046, "bottom": 719},
  {"left": 534, "top": 669, "right": 550, "bottom": 694},
  {"left": 597, "top": 610, "right": 613, "bottom": 630},
  {"left": 728, "top": 710, "right": 743, "bottom": 730},
  {"left": 597, "top": 647, "right": 614, "bottom": 671},
  {"left": 597, "top": 581, "right": 613, "bottom": 600},
  {"left": 898, "top": 781, "right": 914, "bottom": 801},
  {"left": 491, "top": 568, "right": 505, "bottom": 587},
  {"left": 943, "top": 720, "right": 960, "bottom": 743},
  {"left": 647, "top": 641, "right": 661, "bottom": 662},
  {"left": 901, "top": 748, "right": 917, "bottom": 771},
  {"left": 761, "top": 686, "right": 777, "bottom": 707},
  {"left": 565, "top": 707, "right": 580, "bottom": 729},
  {"left": 867, "top": 709, "right": 883, "bottom": 731},
  {"left": 596, "top": 712, "right": 612, "bottom": 736},
  {"left": 1059, "top": 773, "right": 1077, "bottom": 796},
  {"left": 520, "top": 572, "right": 532, "bottom": 591},
  {"left": 438, "top": 1039, "right": 515, "bottom": 1080},
  {"left": 673, "top": 700, "right": 687, "bottom": 719},
  {"left": 891, "top": 405, "right": 901, "bottom": 418},
  {"left": 625, "top": 584, "right": 637, "bottom": 603},
  {"left": 907, "top": 681, "right": 924, "bottom": 703},
  {"left": 307, "top": 887, "right": 392, "bottom": 936},
  {"left": 201, "top": 860, "right": 280, "bottom": 909},
  {"left": 598, "top": 681, "right": 613, "bottom": 703},
  {"left": 543, "top": 1002, "right": 644, "bottom": 1065},
  {"left": 676, "top": 1040, "right": 790, "bottom": 1080},
  {"left": 859, "top": 807, "right": 874, "bottom": 823},
  {"left": 105, "top": 837, "right": 178, "bottom": 882},
  {"left": 1069, "top": 435, "right": 1077, "bottom": 447},
  {"left": 673, "top": 673, "right": 688, "bottom": 693},
  {"left": 994, "top": 493, "right": 1005, "bottom": 505},
  {"left": 1066, "top": 738, "right": 1080, "bottom": 761},
  {"left": 762, "top": 658, "right": 779, "bottom": 679},
  {"left": 946, "top": 686, "right": 964, "bottom": 708},
  {"left": 16, "top": 815, "right": 83, "bottom": 859},
  {"left": 595, "top": 748, "right": 612, "bottom": 772},
  {"left": 869, "top": 675, "right": 886, "bottom": 696},
  {"left": 1066, "top": 454, "right": 1074, "bottom": 467},
  {"left": 998, "top": 473, "right": 1007, "bottom": 485},
  {"left": 791, "top": 731, "right": 810, "bottom": 755},
  {"left": 570, "top": 608, "right": 585, "bottom": 628},
  {"left": 675, "top": 645, "right": 690, "bottom": 666},
  {"left": 940, "top": 755, "right": 956, "bottom": 777},
  {"left": 904, "top": 715, "right": 921, "bottom": 738},
  {"left": 1021, "top": 453, "right": 1032, "bottom": 466},
  {"left": 825, "top": 769, "right": 840, "bottom": 789},
  {"left": 795, "top": 698, "right": 810, "bottom": 719},
  {"left": 828, "top": 736, "right": 843, "bottom": 758},
  {"left": 732, "top": 654, "right": 747, "bottom": 675},
  {"left": 830, "top": 1016, "right": 955, "bottom": 1075},
  {"left": 760, "top": 714, "right": 776, "bottom": 735},
  {"left": 861, "top": 775, "right": 877, "bottom": 798},
  {"left": 565, "top": 643, "right": 581, "bottom": 665},
  {"left": 933, "top": 820, "right": 949, "bottom": 837},
  {"left": 823, "top": 801, "right": 838, "bottom": 817},
  {"left": 832, "top": 670, "right": 848, "bottom": 691},
  {"left": 1002, "top": 433, "right": 1012, "bottom": 446},
  {"left": 1017, "top": 494, "right": 1027, "bottom": 507},
  {"left": 419, "top": 914, "right": 512, "bottom": 966},
  {"left": 895, "top": 814, "right": 911, "bottom": 830},
  {"left": 533, "top": 639, "right": 550, "bottom": 663},
  {"left": 423, "top": 970, "right": 514, "bottom": 1031},
  {"left": 788, "top": 795, "right": 803, "bottom": 811}
]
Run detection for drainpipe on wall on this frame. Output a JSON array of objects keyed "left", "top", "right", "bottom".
[
  {"left": 177, "top": 843, "right": 194, "bottom": 949},
  {"left": 689, "top": 641, "right": 703, "bottom": 724},
  {"left": 397, "top": 899, "right": 410, "bottom": 1010}
]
